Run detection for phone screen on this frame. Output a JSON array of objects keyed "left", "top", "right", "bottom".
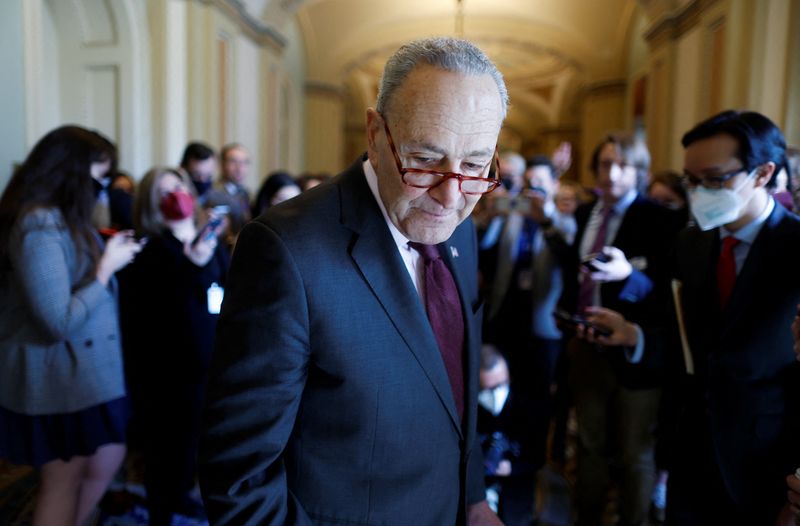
[{"left": 553, "top": 309, "right": 612, "bottom": 337}]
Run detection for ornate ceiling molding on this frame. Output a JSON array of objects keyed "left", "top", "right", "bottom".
[
  {"left": 204, "top": 0, "right": 287, "bottom": 51},
  {"left": 643, "top": 0, "right": 721, "bottom": 49}
]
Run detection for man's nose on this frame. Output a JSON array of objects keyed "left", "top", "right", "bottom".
[
  {"left": 429, "top": 176, "right": 463, "bottom": 208},
  {"left": 609, "top": 164, "right": 623, "bottom": 181}
]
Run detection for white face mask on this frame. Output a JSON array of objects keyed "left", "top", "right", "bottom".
[
  {"left": 688, "top": 170, "right": 755, "bottom": 231},
  {"left": 478, "top": 383, "right": 510, "bottom": 416}
]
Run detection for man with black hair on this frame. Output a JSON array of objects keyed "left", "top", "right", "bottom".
[
  {"left": 665, "top": 109, "right": 800, "bottom": 525},
  {"left": 180, "top": 142, "right": 218, "bottom": 204}
]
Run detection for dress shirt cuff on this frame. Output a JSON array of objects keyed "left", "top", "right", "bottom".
[{"left": 624, "top": 324, "right": 645, "bottom": 364}]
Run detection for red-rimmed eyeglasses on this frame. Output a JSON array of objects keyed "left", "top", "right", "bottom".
[{"left": 381, "top": 117, "right": 502, "bottom": 195}]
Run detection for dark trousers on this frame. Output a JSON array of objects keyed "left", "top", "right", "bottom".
[
  {"left": 489, "top": 475, "right": 537, "bottom": 526},
  {"left": 140, "top": 382, "right": 205, "bottom": 525},
  {"left": 504, "top": 335, "right": 562, "bottom": 472},
  {"left": 665, "top": 405, "right": 785, "bottom": 525},
  {"left": 567, "top": 338, "right": 660, "bottom": 526}
]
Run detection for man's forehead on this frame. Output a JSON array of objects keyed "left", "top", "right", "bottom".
[
  {"left": 388, "top": 66, "right": 501, "bottom": 116},
  {"left": 684, "top": 134, "right": 740, "bottom": 167}
]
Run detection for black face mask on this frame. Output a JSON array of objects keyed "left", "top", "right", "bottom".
[
  {"left": 92, "top": 178, "right": 105, "bottom": 199},
  {"left": 501, "top": 178, "right": 514, "bottom": 191},
  {"left": 192, "top": 178, "right": 212, "bottom": 196}
]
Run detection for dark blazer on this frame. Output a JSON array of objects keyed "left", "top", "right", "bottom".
[
  {"left": 671, "top": 203, "right": 800, "bottom": 515},
  {"left": 199, "top": 157, "right": 486, "bottom": 525},
  {"left": 560, "top": 195, "right": 682, "bottom": 388}
]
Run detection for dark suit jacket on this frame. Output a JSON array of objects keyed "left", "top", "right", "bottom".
[
  {"left": 560, "top": 195, "right": 682, "bottom": 388},
  {"left": 199, "top": 157, "right": 486, "bottom": 525},
  {"left": 670, "top": 203, "right": 800, "bottom": 515}
]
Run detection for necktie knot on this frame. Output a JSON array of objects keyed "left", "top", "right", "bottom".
[
  {"left": 408, "top": 242, "right": 441, "bottom": 262},
  {"left": 721, "top": 236, "right": 740, "bottom": 253}
]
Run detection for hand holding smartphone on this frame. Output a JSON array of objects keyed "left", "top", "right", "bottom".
[
  {"left": 553, "top": 309, "right": 612, "bottom": 337},
  {"left": 192, "top": 205, "right": 228, "bottom": 247},
  {"left": 581, "top": 252, "right": 611, "bottom": 272}
]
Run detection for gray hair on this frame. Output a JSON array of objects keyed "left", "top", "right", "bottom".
[
  {"left": 500, "top": 151, "right": 526, "bottom": 178},
  {"left": 376, "top": 37, "right": 509, "bottom": 119}
]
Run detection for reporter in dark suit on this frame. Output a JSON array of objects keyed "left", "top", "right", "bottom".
[
  {"left": 667, "top": 110, "right": 800, "bottom": 525},
  {"left": 199, "top": 37, "right": 508, "bottom": 526},
  {"left": 556, "top": 134, "right": 682, "bottom": 526}
]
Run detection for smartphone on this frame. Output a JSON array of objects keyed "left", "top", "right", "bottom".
[
  {"left": 192, "top": 214, "right": 224, "bottom": 247},
  {"left": 553, "top": 309, "right": 612, "bottom": 337},
  {"left": 581, "top": 252, "right": 611, "bottom": 272},
  {"left": 493, "top": 195, "right": 532, "bottom": 214}
]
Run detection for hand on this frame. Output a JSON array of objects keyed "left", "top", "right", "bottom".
[
  {"left": 787, "top": 472, "right": 800, "bottom": 515},
  {"left": 184, "top": 212, "right": 225, "bottom": 266},
  {"left": 495, "top": 460, "right": 512, "bottom": 477},
  {"left": 791, "top": 308, "right": 800, "bottom": 361},
  {"left": 774, "top": 502, "right": 797, "bottom": 526},
  {"left": 521, "top": 189, "right": 547, "bottom": 224},
  {"left": 97, "top": 230, "right": 145, "bottom": 285},
  {"left": 586, "top": 246, "right": 632, "bottom": 283},
  {"left": 580, "top": 307, "right": 639, "bottom": 347},
  {"left": 468, "top": 500, "right": 505, "bottom": 526},
  {"left": 552, "top": 141, "right": 572, "bottom": 175},
  {"left": 184, "top": 233, "right": 218, "bottom": 267}
]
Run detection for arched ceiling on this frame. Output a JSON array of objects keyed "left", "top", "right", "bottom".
[{"left": 244, "top": 0, "right": 643, "bottom": 142}]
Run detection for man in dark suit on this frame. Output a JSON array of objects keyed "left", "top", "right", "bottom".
[
  {"left": 560, "top": 133, "right": 682, "bottom": 526},
  {"left": 664, "top": 110, "right": 800, "bottom": 525},
  {"left": 198, "top": 37, "right": 507, "bottom": 526}
]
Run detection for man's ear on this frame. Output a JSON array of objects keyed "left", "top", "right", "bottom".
[
  {"left": 754, "top": 162, "right": 776, "bottom": 188},
  {"left": 366, "top": 108, "right": 382, "bottom": 162}
]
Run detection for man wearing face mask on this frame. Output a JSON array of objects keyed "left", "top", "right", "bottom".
[
  {"left": 476, "top": 345, "right": 537, "bottom": 526},
  {"left": 663, "top": 110, "right": 800, "bottom": 525}
]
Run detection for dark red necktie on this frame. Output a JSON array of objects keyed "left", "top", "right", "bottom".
[
  {"left": 576, "top": 206, "right": 614, "bottom": 313},
  {"left": 717, "top": 236, "right": 740, "bottom": 308},
  {"left": 409, "top": 242, "right": 465, "bottom": 418}
]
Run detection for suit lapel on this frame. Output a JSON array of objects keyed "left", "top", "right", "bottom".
[
  {"left": 721, "top": 205, "right": 783, "bottom": 335},
  {"left": 339, "top": 160, "right": 464, "bottom": 436},
  {"left": 442, "top": 233, "right": 479, "bottom": 437}
]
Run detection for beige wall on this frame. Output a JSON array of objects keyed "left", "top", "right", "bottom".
[
  {"left": 579, "top": 82, "right": 627, "bottom": 186},
  {"left": 304, "top": 85, "right": 345, "bottom": 174},
  {"left": 637, "top": 0, "right": 799, "bottom": 173},
  {"left": 5, "top": 0, "right": 306, "bottom": 190}
]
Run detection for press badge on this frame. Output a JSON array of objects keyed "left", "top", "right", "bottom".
[{"left": 207, "top": 282, "right": 224, "bottom": 314}]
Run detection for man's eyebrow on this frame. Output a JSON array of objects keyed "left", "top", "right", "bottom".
[{"left": 401, "top": 142, "right": 494, "bottom": 158}]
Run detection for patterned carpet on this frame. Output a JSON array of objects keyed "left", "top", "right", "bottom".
[{"left": 0, "top": 455, "right": 208, "bottom": 526}]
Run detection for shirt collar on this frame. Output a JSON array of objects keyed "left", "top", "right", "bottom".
[
  {"left": 613, "top": 189, "right": 638, "bottom": 214},
  {"left": 363, "top": 159, "right": 413, "bottom": 251},
  {"left": 721, "top": 196, "right": 775, "bottom": 244},
  {"left": 596, "top": 189, "right": 638, "bottom": 215}
]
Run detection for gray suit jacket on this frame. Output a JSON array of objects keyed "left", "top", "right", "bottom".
[
  {"left": 200, "top": 158, "right": 485, "bottom": 525},
  {"left": 0, "top": 208, "right": 125, "bottom": 415}
]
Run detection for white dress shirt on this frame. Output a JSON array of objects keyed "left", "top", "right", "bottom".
[{"left": 363, "top": 159, "right": 426, "bottom": 303}]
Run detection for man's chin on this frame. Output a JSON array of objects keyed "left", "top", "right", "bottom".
[{"left": 405, "top": 226, "right": 456, "bottom": 245}]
